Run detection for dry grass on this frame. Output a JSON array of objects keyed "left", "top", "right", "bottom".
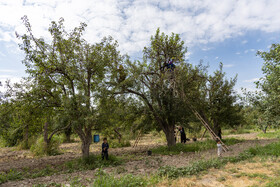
[{"left": 158, "top": 157, "right": 280, "bottom": 187}]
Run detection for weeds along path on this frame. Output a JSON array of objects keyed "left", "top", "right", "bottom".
[{"left": 3, "top": 138, "right": 278, "bottom": 187}]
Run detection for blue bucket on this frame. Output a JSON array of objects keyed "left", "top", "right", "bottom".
[{"left": 93, "top": 134, "right": 100, "bottom": 143}]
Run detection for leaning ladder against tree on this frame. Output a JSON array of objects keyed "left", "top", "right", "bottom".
[
  {"left": 168, "top": 71, "right": 229, "bottom": 152},
  {"left": 133, "top": 130, "right": 142, "bottom": 148}
]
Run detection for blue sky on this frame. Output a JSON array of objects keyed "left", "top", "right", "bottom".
[{"left": 1, "top": 0, "right": 280, "bottom": 94}]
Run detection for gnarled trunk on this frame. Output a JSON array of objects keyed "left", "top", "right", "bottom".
[
  {"left": 81, "top": 139, "right": 91, "bottom": 157},
  {"left": 162, "top": 123, "right": 175, "bottom": 147},
  {"left": 75, "top": 126, "right": 92, "bottom": 157}
]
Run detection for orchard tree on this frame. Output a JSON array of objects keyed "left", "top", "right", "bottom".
[
  {"left": 0, "top": 80, "right": 44, "bottom": 147},
  {"left": 17, "top": 16, "right": 122, "bottom": 157},
  {"left": 109, "top": 29, "right": 206, "bottom": 146},
  {"left": 175, "top": 63, "right": 241, "bottom": 139},
  {"left": 204, "top": 64, "right": 242, "bottom": 139},
  {"left": 257, "top": 44, "right": 280, "bottom": 123},
  {"left": 243, "top": 90, "right": 279, "bottom": 133}
]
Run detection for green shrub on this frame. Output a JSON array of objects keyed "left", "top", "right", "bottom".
[
  {"left": 17, "top": 136, "right": 37, "bottom": 150},
  {"left": 30, "top": 135, "right": 61, "bottom": 156},
  {"left": 65, "top": 154, "right": 122, "bottom": 172},
  {"left": 0, "top": 138, "right": 6, "bottom": 148},
  {"left": 0, "top": 129, "right": 23, "bottom": 147},
  {"left": 0, "top": 170, "right": 24, "bottom": 184},
  {"left": 110, "top": 139, "right": 131, "bottom": 148}
]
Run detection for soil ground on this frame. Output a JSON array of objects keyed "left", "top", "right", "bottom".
[{"left": 0, "top": 132, "right": 278, "bottom": 187}]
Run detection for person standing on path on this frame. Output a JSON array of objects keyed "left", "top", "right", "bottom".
[
  {"left": 216, "top": 139, "right": 222, "bottom": 157},
  {"left": 102, "top": 138, "right": 109, "bottom": 160}
]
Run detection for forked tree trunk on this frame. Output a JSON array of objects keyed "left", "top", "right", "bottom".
[{"left": 76, "top": 127, "right": 92, "bottom": 157}]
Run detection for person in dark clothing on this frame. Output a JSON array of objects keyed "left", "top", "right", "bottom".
[
  {"left": 102, "top": 138, "right": 109, "bottom": 160},
  {"left": 167, "top": 60, "right": 175, "bottom": 70},
  {"left": 179, "top": 126, "right": 187, "bottom": 143},
  {"left": 160, "top": 59, "right": 175, "bottom": 72}
]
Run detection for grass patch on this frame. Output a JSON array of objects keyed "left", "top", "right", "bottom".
[
  {"left": 0, "top": 166, "right": 57, "bottom": 185},
  {"left": 258, "top": 131, "right": 280, "bottom": 139},
  {"left": 223, "top": 128, "right": 253, "bottom": 135},
  {"left": 248, "top": 142, "right": 280, "bottom": 157},
  {"left": 64, "top": 154, "right": 122, "bottom": 172},
  {"left": 89, "top": 141, "right": 280, "bottom": 186},
  {"left": 157, "top": 151, "right": 254, "bottom": 179},
  {"left": 266, "top": 177, "right": 280, "bottom": 187},
  {"left": 92, "top": 171, "right": 160, "bottom": 187},
  {"left": 0, "top": 169, "right": 24, "bottom": 184},
  {"left": 234, "top": 172, "right": 269, "bottom": 179},
  {"left": 158, "top": 141, "right": 280, "bottom": 179},
  {"left": 110, "top": 139, "right": 131, "bottom": 148},
  {"left": 151, "top": 138, "right": 242, "bottom": 155}
]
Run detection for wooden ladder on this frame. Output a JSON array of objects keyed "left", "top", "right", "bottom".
[
  {"left": 133, "top": 130, "right": 142, "bottom": 148},
  {"left": 191, "top": 108, "right": 229, "bottom": 152}
]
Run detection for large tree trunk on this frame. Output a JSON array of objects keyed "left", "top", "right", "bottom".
[
  {"left": 44, "top": 121, "right": 50, "bottom": 144},
  {"left": 43, "top": 121, "right": 51, "bottom": 154},
  {"left": 76, "top": 126, "right": 92, "bottom": 158},
  {"left": 213, "top": 121, "right": 222, "bottom": 139},
  {"left": 262, "top": 124, "right": 268, "bottom": 134},
  {"left": 81, "top": 139, "right": 91, "bottom": 157},
  {"left": 162, "top": 123, "right": 175, "bottom": 147}
]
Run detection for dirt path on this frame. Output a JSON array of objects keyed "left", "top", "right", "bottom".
[{"left": 3, "top": 138, "right": 277, "bottom": 187}]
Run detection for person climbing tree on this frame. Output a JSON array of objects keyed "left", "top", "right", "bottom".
[
  {"left": 160, "top": 59, "right": 175, "bottom": 72},
  {"left": 167, "top": 59, "right": 175, "bottom": 70}
]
